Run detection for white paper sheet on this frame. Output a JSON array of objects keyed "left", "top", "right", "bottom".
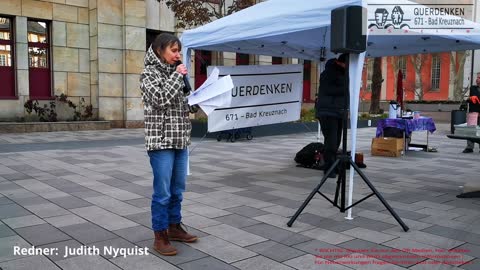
[{"left": 187, "top": 68, "right": 233, "bottom": 115}]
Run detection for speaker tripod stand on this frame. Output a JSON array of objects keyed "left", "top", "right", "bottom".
[{"left": 287, "top": 54, "right": 409, "bottom": 232}]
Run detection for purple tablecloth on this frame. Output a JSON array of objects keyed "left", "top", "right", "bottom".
[{"left": 376, "top": 117, "right": 436, "bottom": 137}]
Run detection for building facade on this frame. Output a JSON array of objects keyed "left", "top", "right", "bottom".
[{"left": 0, "top": 0, "right": 474, "bottom": 126}]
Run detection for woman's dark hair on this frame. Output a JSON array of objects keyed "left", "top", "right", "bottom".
[{"left": 152, "top": 33, "right": 182, "bottom": 57}]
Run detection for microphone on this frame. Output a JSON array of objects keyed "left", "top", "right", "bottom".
[{"left": 175, "top": 60, "right": 192, "bottom": 94}]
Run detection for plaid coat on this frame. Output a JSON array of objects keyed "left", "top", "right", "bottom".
[{"left": 139, "top": 47, "right": 192, "bottom": 151}]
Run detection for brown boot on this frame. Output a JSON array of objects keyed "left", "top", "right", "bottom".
[
  {"left": 153, "top": 230, "right": 177, "bottom": 256},
  {"left": 168, "top": 223, "right": 198, "bottom": 243}
]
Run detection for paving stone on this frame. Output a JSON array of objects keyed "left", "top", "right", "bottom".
[
  {"left": 213, "top": 214, "right": 261, "bottom": 228},
  {"left": 23, "top": 203, "right": 71, "bottom": 218},
  {"left": 268, "top": 198, "right": 305, "bottom": 209},
  {"left": 300, "top": 227, "right": 355, "bottom": 245},
  {"left": 70, "top": 190, "right": 106, "bottom": 199},
  {"left": 60, "top": 222, "right": 117, "bottom": 244},
  {"left": 421, "top": 225, "right": 480, "bottom": 246},
  {"left": 38, "top": 239, "right": 84, "bottom": 261},
  {"left": 9, "top": 196, "right": 50, "bottom": 206},
  {"left": 0, "top": 223, "right": 16, "bottom": 238},
  {"left": 242, "top": 224, "right": 312, "bottom": 246},
  {"left": 296, "top": 214, "right": 357, "bottom": 232},
  {"left": 224, "top": 206, "right": 270, "bottom": 218},
  {"left": 182, "top": 214, "right": 222, "bottom": 229},
  {"left": 44, "top": 214, "right": 88, "bottom": 228},
  {"left": 48, "top": 196, "right": 93, "bottom": 209},
  {"left": 233, "top": 190, "right": 282, "bottom": 202},
  {"left": 455, "top": 243, "right": 480, "bottom": 258},
  {"left": 383, "top": 237, "right": 473, "bottom": 267},
  {"left": 413, "top": 201, "right": 457, "bottom": 211},
  {"left": 254, "top": 214, "right": 314, "bottom": 233},
  {"left": 0, "top": 188, "right": 38, "bottom": 200},
  {"left": 0, "top": 255, "right": 60, "bottom": 270},
  {"left": 83, "top": 196, "right": 147, "bottom": 216},
  {"left": 200, "top": 224, "right": 267, "bottom": 247},
  {"left": 342, "top": 227, "right": 398, "bottom": 244},
  {"left": 380, "top": 208, "right": 430, "bottom": 221},
  {"left": 338, "top": 239, "right": 426, "bottom": 267},
  {"left": 189, "top": 196, "right": 244, "bottom": 209},
  {"left": 185, "top": 235, "right": 257, "bottom": 263},
  {"left": 183, "top": 204, "right": 231, "bottom": 218},
  {"left": 70, "top": 206, "right": 138, "bottom": 231},
  {"left": 124, "top": 212, "right": 151, "bottom": 227},
  {"left": 0, "top": 235, "right": 31, "bottom": 262},
  {"left": 113, "top": 225, "right": 153, "bottom": 243},
  {"left": 177, "top": 256, "right": 239, "bottom": 270},
  {"left": 284, "top": 254, "right": 352, "bottom": 270},
  {"left": 1, "top": 173, "right": 30, "bottom": 181},
  {"left": 461, "top": 258, "right": 479, "bottom": 270},
  {"left": 344, "top": 216, "right": 397, "bottom": 231},
  {"left": 409, "top": 260, "right": 469, "bottom": 270},
  {"left": 232, "top": 255, "right": 296, "bottom": 270},
  {"left": 0, "top": 204, "right": 32, "bottom": 219},
  {"left": 2, "top": 214, "right": 46, "bottom": 228},
  {"left": 246, "top": 240, "right": 305, "bottom": 262},
  {"left": 334, "top": 252, "right": 407, "bottom": 270},
  {"left": 15, "top": 223, "right": 71, "bottom": 246},
  {"left": 110, "top": 253, "right": 180, "bottom": 270},
  {"left": 383, "top": 229, "right": 466, "bottom": 251},
  {"left": 382, "top": 217, "right": 434, "bottom": 231},
  {"left": 139, "top": 240, "right": 208, "bottom": 265},
  {"left": 124, "top": 198, "right": 151, "bottom": 208},
  {"left": 56, "top": 254, "right": 122, "bottom": 270},
  {"left": 0, "top": 196, "right": 13, "bottom": 205}
]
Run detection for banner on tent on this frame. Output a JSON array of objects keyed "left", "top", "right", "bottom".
[
  {"left": 207, "top": 65, "right": 303, "bottom": 133},
  {"left": 367, "top": 2, "right": 473, "bottom": 35}
]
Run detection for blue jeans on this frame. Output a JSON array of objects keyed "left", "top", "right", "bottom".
[{"left": 148, "top": 149, "right": 187, "bottom": 231}]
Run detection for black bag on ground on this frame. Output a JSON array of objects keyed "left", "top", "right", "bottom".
[{"left": 294, "top": 142, "right": 325, "bottom": 169}]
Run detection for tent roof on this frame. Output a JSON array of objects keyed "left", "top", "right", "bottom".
[{"left": 181, "top": 0, "right": 480, "bottom": 60}]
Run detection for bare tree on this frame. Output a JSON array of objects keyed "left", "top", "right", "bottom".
[
  {"left": 409, "top": 54, "right": 428, "bottom": 101},
  {"left": 369, "top": 57, "right": 383, "bottom": 114},
  {"left": 450, "top": 51, "right": 468, "bottom": 101},
  {"left": 389, "top": 56, "right": 400, "bottom": 98},
  {"left": 159, "top": 0, "right": 255, "bottom": 29}
]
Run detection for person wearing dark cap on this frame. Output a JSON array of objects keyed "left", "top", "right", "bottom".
[{"left": 315, "top": 53, "right": 348, "bottom": 178}]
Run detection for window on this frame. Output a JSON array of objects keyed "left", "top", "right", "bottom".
[
  {"left": 272, "top": 56, "right": 282, "bottom": 65},
  {"left": 431, "top": 55, "right": 440, "bottom": 90},
  {"left": 194, "top": 50, "right": 212, "bottom": 89},
  {"left": 236, "top": 53, "right": 249, "bottom": 65},
  {"left": 0, "top": 16, "right": 15, "bottom": 98},
  {"left": 0, "top": 54, "right": 6, "bottom": 66},
  {"left": 398, "top": 56, "right": 406, "bottom": 80},
  {"left": 28, "top": 20, "right": 51, "bottom": 98},
  {"left": 366, "top": 59, "right": 373, "bottom": 91}
]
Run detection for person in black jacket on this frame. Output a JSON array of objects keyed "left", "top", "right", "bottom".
[
  {"left": 315, "top": 54, "right": 348, "bottom": 178},
  {"left": 463, "top": 72, "right": 480, "bottom": 153}
]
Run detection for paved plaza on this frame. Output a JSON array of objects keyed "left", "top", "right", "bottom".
[{"left": 0, "top": 124, "right": 479, "bottom": 270}]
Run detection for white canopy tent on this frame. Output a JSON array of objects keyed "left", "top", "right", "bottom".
[{"left": 180, "top": 0, "right": 480, "bottom": 218}]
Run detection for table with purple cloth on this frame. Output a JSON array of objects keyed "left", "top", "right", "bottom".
[{"left": 376, "top": 117, "right": 437, "bottom": 138}]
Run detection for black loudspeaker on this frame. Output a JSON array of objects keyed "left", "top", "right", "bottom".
[{"left": 330, "top": 6, "right": 367, "bottom": 53}]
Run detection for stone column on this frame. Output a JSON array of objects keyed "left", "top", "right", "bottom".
[
  {"left": 15, "top": 17, "right": 29, "bottom": 119},
  {"left": 89, "top": 0, "right": 99, "bottom": 120},
  {"left": 92, "top": 0, "right": 146, "bottom": 128},
  {"left": 124, "top": 0, "right": 146, "bottom": 128}
]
